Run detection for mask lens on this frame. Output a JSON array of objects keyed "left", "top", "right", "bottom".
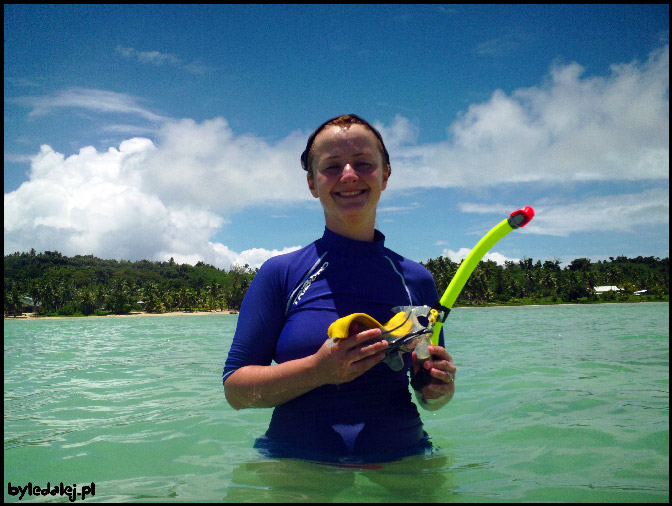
[{"left": 400, "top": 336, "right": 421, "bottom": 352}]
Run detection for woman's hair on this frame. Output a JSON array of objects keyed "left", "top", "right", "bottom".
[{"left": 300, "top": 114, "right": 391, "bottom": 175}]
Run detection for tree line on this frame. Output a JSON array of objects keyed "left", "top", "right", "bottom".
[
  {"left": 4, "top": 249, "right": 256, "bottom": 317},
  {"left": 3, "top": 250, "right": 669, "bottom": 318},
  {"left": 421, "top": 255, "right": 668, "bottom": 305}
]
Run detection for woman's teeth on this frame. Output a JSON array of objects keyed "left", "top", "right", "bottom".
[{"left": 337, "top": 190, "right": 365, "bottom": 197}]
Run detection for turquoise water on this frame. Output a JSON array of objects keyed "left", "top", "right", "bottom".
[{"left": 4, "top": 304, "right": 669, "bottom": 502}]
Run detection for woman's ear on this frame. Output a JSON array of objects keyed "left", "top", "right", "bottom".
[
  {"left": 307, "top": 171, "right": 319, "bottom": 198},
  {"left": 381, "top": 164, "right": 391, "bottom": 191}
]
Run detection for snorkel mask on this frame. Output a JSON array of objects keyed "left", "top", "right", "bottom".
[{"left": 326, "top": 305, "right": 433, "bottom": 371}]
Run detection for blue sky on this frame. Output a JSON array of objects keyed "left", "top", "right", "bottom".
[{"left": 4, "top": 4, "right": 669, "bottom": 270}]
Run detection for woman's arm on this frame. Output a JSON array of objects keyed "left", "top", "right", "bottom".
[
  {"left": 224, "top": 326, "right": 388, "bottom": 410},
  {"left": 224, "top": 355, "right": 322, "bottom": 410}
]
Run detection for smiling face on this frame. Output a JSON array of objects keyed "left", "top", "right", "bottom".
[{"left": 307, "top": 124, "right": 390, "bottom": 241}]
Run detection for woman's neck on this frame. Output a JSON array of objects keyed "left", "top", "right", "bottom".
[{"left": 324, "top": 215, "right": 376, "bottom": 242}]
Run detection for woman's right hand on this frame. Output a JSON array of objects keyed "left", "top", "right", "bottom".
[{"left": 311, "top": 323, "right": 389, "bottom": 385}]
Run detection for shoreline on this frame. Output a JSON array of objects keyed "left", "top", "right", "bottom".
[
  {"left": 4, "top": 310, "right": 239, "bottom": 321},
  {"left": 5, "top": 299, "right": 667, "bottom": 321}
]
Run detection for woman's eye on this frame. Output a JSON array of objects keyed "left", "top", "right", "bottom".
[{"left": 319, "top": 162, "right": 374, "bottom": 174}]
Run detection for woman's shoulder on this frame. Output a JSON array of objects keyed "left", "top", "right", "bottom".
[
  {"left": 382, "top": 247, "right": 438, "bottom": 302},
  {"left": 255, "top": 240, "right": 323, "bottom": 283},
  {"left": 243, "top": 241, "right": 323, "bottom": 308},
  {"left": 383, "top": 247, "right": 432, "bottom": 278}
]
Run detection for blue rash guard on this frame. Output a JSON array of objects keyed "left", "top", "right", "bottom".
[{"left": 223, "top": 228, "right": 444, "bottom": 463}]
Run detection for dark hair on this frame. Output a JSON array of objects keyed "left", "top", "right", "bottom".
[{"left": 300, "top": 114, "right": 391, "bottom": 175}]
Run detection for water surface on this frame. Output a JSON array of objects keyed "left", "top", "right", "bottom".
[{"left": 4, "top": 304, "right": 669, "bottom": 502}]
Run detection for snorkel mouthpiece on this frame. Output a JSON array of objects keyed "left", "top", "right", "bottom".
[{"left": 507, "top": 206, "right": 534, "bottom": 229}]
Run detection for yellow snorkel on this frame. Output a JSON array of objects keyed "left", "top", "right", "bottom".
[
  {"left": 411, "top": 206, "right": 535, "bottom": 389},
  {"left": 428, "top": 206, "right": 535, "bottom": 346},
  {"left": 327, "top": 206, "right": 535, "bottom": 388}
]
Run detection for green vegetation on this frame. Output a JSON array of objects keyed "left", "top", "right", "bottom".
[
  {"left": 4, "top": 250, "right": 668, "bottom": 318},
  {"left": 421, "top": 255, "right": 669, "bottom": 306},
  {"left": 4, "top": 249, "right": 256, "bottom": 317}
]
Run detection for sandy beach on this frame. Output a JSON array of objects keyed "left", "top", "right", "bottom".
[{"left": 4, "top": 310, "right": 239, "bottom": 321}]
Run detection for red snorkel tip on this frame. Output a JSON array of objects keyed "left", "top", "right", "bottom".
[{"left": 507, "top": 206, "right": 535, "bottom": 229}]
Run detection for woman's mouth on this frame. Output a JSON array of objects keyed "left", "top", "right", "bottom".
[{"left": 335, "top": 189, "right": 367, "bottom": 198}]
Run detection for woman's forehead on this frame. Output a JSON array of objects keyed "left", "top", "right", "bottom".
[{"left": 312, "top": 124, "right": 381, "bottom": 157}]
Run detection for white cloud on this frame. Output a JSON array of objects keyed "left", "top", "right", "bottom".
[
  {"left": 15, "top": 88, "right": 167, "bottom": 123},
  {"left": 386, "top": 45, "right": 669, "bottom": 192},
  {"left": 102, "top": 124, "right": 160, "bottom": 136},
  {"left": 3, "top": 138, "right": 302, "bottom": 270},
  {"left": 4, "top": 154, "right": 34, "bottom": 163},
  {"left": 10, "top": 45, "right": 668, "bottom": 210},
  {"left": 441, "top": 247, "right": 519, "bottom": 266},
  {"left": 523, "top": 188, "right": 670, "bottom": 237},
  {"left": 234, "top": 246, "right": 303, "bottom": 270},
  {"left": 4, "top": 45, "right": 668, "bottom": 267},
  {"left": 155, "top": 242, "right": 301, "bottom": 271},
  {"left": 373, "top": 114, "right": 419, "bottom": 149},
  {"left": 139, "top": 117, "right": 309, "bottom": 212},
  {"left": 457, "top": 187, "right": 669, "bottom": 237},
  {"left": 378, "top": 201, "right": 420, "bottom": 214},
  {"left": 116, "top": 45, "right": 181, "bottom": 66},
  {"left": 116, "top": 45, "right": 211, "bottom": 75},
  {"left": 458, "top": 203, "right": 513, "bottom": 215}
]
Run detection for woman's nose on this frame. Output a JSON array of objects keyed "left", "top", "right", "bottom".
[{"left": 340, "top": 163, "right": 358, "bottom": 182}]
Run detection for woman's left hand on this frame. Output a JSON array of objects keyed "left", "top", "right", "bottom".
[{"left": 412, "top": 345, "right": 456, "bottom": 403}]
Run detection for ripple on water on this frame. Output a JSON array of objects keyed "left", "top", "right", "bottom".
[{"left": 3, "top": 306, "right": 668, "bottom": 502}]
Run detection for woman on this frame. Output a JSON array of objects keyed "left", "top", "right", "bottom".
[{"left": 223, "top": 114, "right": 456, "bottom": 463}]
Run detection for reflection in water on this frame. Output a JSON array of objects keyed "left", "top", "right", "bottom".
[{"left": 226, "top": 452, "right": 455, "bottom": 503}]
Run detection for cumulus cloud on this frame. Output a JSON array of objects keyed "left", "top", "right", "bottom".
[
  {"left": 4, "top": 45, "right": 668, "bottom": 267},
  {"left": 373, "top": 114, "right": 419, "bottom": 149},
  {"left": 441, "top": 247, "right": 519, "bottom": 266},
  {"left": 140, "top": 117, "right": 308, "bottom": 212},
  {"left": 154, "top": 243, "right": 301, "bottom": 271},
  {"left": 3, "top": 137, "right": 302, "bottom": 270},
  {"left": 202, "top": 245, "right": 303, "bottom": 270},
  {"left": 386, "top": 45, "right": 669, "bottom": 191}
]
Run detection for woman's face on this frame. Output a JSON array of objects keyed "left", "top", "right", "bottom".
[{"left": 307, "top": 124, "right": 390, "bottom": 237}]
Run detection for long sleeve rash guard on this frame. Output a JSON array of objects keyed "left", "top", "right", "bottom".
[{"left": 223, "top": 228, "right": 444, "bottom": 463}]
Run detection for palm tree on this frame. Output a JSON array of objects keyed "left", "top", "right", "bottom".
[
  {"left": 75, "top": 287, "right": 96, "bottom": 315},
  {"left": 107, "top": 279, "right": 133, "bottom": 314},
  {"left": 4, "top": 282, "right": 23, "bottom": 316}
]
